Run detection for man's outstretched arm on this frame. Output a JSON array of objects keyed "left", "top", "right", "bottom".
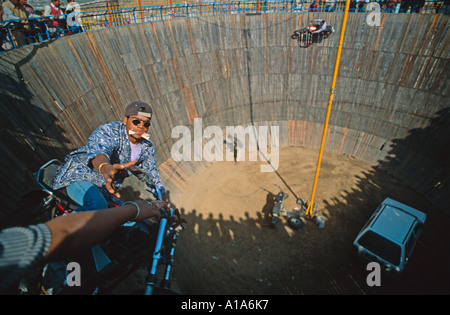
[{"left": 44, "top": 199, "right": 167, "bottom": 261}]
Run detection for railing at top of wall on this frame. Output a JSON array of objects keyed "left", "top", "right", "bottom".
[{"left": 0, "top": 1, "right": 447, "bottom": 53}]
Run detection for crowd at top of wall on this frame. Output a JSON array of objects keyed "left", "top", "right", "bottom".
[{"left": 1, "top": 0, "right": 449, "bottom": 53}]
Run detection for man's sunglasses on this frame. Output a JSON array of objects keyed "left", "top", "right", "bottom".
[{"left": 130, "top": 118, "right": 151, "bottom": 128}]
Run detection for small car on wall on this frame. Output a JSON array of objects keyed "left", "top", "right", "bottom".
[{"left": 353, "top": 198, "right": 426, "bottom": 273}]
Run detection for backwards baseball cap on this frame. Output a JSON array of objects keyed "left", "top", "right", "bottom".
[{"left": 125, "top": 101, "right": 153, "bottom": 118}]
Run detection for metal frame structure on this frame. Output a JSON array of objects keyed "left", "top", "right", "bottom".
[{"left": 1, "top": 0, "right": 446, "bottom": 52}]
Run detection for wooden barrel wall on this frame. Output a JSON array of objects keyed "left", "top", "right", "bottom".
[{"left": 0, "top": 12, "right": 449, "bottom": 222}]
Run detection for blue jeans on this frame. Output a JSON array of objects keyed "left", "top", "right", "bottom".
[
  {"left": 66, "top": 181, "right": 109, "bottom": 212},
  {"left": 65, "top": 181, "right": 135, "bottom": 228}
]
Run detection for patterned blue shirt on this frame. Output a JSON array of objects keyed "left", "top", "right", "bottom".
[{"left": 52, "top": 121, "right": 165, "bottom": 197}]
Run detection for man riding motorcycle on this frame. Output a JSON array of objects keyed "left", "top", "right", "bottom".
[{"left": 310, "top": 19, "right": 327, "bottom": 34}]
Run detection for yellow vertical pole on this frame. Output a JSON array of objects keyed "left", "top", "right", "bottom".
[
  {"left": 138, "top": 0, "right": 144, "bottom": 23},
  {"left": 306, "top": 0, "right": 351, "bottom": 216}
]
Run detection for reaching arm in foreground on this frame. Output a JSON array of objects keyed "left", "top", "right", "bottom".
[
  {"left": 0, "top": 200, "right": 167, "bottom": 293},
  {"left": 44, "top": 199, "right": 167, "bottom": 261}
]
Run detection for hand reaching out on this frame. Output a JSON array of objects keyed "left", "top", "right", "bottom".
[{"left": 100, "top": 160, "right": 138, "bottom": 198}]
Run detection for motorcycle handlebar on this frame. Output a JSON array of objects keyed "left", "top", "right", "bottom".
[
  {"left": 157, "top": 205, "right": 187, "bottom": 230},
  {"left": 159, "top": 206, "right": 173, "bottom": 219}
]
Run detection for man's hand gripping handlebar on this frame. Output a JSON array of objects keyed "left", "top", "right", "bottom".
[{"left": 158, "top": 206, "right": 187, "bottom": 230}]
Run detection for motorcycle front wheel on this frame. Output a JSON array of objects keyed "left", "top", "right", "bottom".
[
  {"left": 288, "top": 217, "right": 304, "bottom": 230},
  {"left": 271, "top": 216, "right": 278, "bottom": 226}
]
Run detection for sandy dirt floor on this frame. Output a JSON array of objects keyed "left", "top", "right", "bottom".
[{"left": 112, "top": 146, "right": 449, "bottom": 295}]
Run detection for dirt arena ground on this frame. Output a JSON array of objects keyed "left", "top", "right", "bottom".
[{"left": 113, "top": 146, "right": 449, "bottom": 295}]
